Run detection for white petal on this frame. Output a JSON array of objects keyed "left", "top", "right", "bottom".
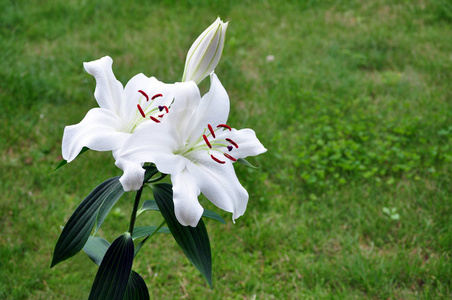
[
  {"left": 119, "top": 74, "right": 156, "bottom": 122},
  {"left": 217, "top": 128, "right": 267, "bottom": 159},
  {"left": 186, "top": 158, "right": 248, "bottom": 222},
  {"left": 115, "top": 122, "right": 186, "bottom": 191},
  {"left": 189, "top": 73, "right": 230, "bottom": 139},
  {"left": 83, "top": 56, "right": 124, "bottom": 113},
  {"left": 62, "top": 108, "right": 130, "bottom": 162},
  {"left": 117, "top": 160, "right": 145, "bottom": 192},
  {"left": 164, "top": 81, "right": 201, "bottom": 142},
  {"left": 172, "top": 169, "right": 203, "bottom": 227}
]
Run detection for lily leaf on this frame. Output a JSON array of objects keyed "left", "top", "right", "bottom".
[
  {"left": 83, "top": 236, "right": 110, "bottom": 266},
  {"left": 202, "top": 209, "right": 226, "bottom": 224},
  {"left": 51, "top": 176, "right": 124, "bottom": 267},
  {"left": 152, "top": 183, "right": 212, "bottom": 288},
  {"left": 51, "top": 147, "right": 89, "bottom": 173},
  {"left": 142, "top": 165, "right": 159, "bottom": 183},
  {"left": 88, "top": 233, "right": 134, "bottom": 300},
  {"left": 83, "top": 238, "right": 150, "bottom": 299},
  {"left": 237, "top": 157, "right": 258, "bottom": 169},
  {"left": 124, "top": 271, "right": 150, "bottom": 300},
  {"left": 139, "top": 199, "right": 225, "bottom": 224},
  {"left": 131, "top": 226, "right": 170, "bottom": 240},
  {"left": 137, "top": 200, "right": 160, "bottom": 215}
]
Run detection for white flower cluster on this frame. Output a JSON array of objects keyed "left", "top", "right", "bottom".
[{"left": 62, "top": 18, "right": 266, "bottom": 227}]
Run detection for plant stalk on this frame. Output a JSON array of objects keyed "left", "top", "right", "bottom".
[{"left": 128, "top": 185, "right": 143, "bottom": 236}]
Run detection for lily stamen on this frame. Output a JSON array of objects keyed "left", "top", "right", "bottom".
[
  {"left": 203, "top": 135, "right": 212, "bottom": 148},
  {"left": 217, "top": 124, "right": 231, "bottom": 131},
  {"left": 137, "top": 104, "right": 146, "bottom": 118},
  {"left": 208, "top": 124, "right": 216, "bottom": 138},
  {"left": 152, "top": 93, "right": 163, "bottom": 100},
  {"left": 138, "top": 90, "right": 149, "bottom": 101},
  {"left": 226, "top": 138, "right": 238, "bottom": 148},
  {"left": 211, "top": 154, "right": 225, "bottom": 164},
  {"left": 150, "top": 116, "right": 161, "bottom": 123},
  {"left": 224, "top": 153, "right": 237, "bottom": 161}
]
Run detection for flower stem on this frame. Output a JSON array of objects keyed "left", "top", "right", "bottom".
[{"left": 128, "top": 185, "right": 143, "bottom": 236}]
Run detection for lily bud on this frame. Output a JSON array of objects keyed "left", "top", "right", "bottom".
[{"left": 182, "top": 17, "right": 228, "bottom": 84}]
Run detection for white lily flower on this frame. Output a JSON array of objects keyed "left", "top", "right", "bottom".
[
  {"left": 116, "top": 73, "right": 266, "bottom": 227},
  {"left": 182, "top": 17, "right": 228, "bottom": 84},
  {"left": 62, "top": 56, "right": 198, "bottom": 162}
]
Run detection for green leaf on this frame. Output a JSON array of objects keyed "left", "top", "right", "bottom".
[
  {"left": 203, "top": 209, "right": 226, "bottom": 224},
  {"left": 131, "top": 226, "right": 170, "bottom": 240},
  {"left": 143, "top": 165, "right": 158, "bottom": 183},
  {"left": 83, "top": 236, "right": 110, "bottom": 266},
  {"left": 51, "top": 147, "right": 89, "bottom": 173},
  {"left": 95, "top": 182, "right": 126, "bottom": 234},
  {"left": 137, "top": 200, "right": 160, "bottom": 215},
  {"left": 89, "top": 233, "right": 134, "bottom": 300},
  {"left": 152, "top": 183, "right": 212, "bottom": 288},
  {"left": 83, "top": 238, "right": 150, "bottom": 299},
  {"left": 51, "top": 177, "right": 124, "bottom": 267},
  {"left": 124, "top": 271, "right": 150, "bottom": 300},
  {"left": 237, "top": 157, "right": 258, "bottom": 169},
  {"left": 139, "top": 200, "right": 225, "bottom": 223}
]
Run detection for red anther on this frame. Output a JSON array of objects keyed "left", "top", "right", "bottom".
[
  {"left": 138, "top": 90, "right": 149, "bottom": 101},
  {"left": 150, "top": 116, "right": 161, "bottom": 123},
  {"left": 211, "top": 154, "right": 225, "bottom": 164},
  {"left": 137, "top": 104, "right": 146, "bottom": 118},
  {"left": 226, "top": 138, "right": 238, "bottom": 148},
  {"left": 217, "top": 124, "right": 232, "bottom": 131},
  {"left": 151, "top": 93, "right": 163, "bottom": 100},
  {"left": 158, "top": 114, "right": 164, "bottom": 118},
  {"left": 163, "top": 106, "right": 169, "bottom": 113},
  {"left": 203, "top": 134, "right": 212, "bottom": 148},
  {"left": 207, "top": 124, "right": 216, "bottom": 138},
  {"left": 224, "top": 153, "right": 237, "bottom": 161}
]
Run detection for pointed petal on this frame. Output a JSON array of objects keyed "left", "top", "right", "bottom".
[
  {"left": 172, "top": 169, "right": 203, "bottom": 227},
  {"left": 117, "top": 160, "right": 145, "bottom": 192},
  {"left": 62, "top": 108, "right": 130, "bottom": 162},
  {"left": 186, "top": 158, "right": 248, "bottom": 222},
  {"left": 217, "top": 128, "right": 267, "bottom": 159},
  {"left": 83, "top": 56, "right": 124, "bottom": 113},
  {"left": 164, "top": 81, "right": 201, "bottom": 142},
  {"left": 189, "top": 73, "right": 230, "bottom": 139},
  {"left": 115, "top": 122, "right": 186, "bottom": 191}
]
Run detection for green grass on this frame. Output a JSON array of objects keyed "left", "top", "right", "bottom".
[{"left": 1, "top": 0, "right": 451, "bottom": 298}]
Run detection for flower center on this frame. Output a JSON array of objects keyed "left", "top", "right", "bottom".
[
  {"left": 125, "top": 90, "right": 169, "bottom": 132},
  {"left": 183, "top": 123, "right": 239, "bottom": 164}
]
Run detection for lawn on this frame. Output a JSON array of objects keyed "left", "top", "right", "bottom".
[{"left": 0, "top": 0, "right": 451, "bottom": 299}]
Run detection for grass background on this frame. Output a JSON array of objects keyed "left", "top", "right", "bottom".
[{"left": 1, "top": 0, "right": 451, "bottom": 299}]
